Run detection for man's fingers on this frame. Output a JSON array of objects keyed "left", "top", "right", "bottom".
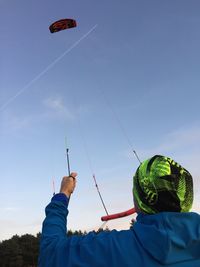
[
  {"left": 62, "top": 172, "right": 77, "bottom": 181},
  {"left": 70, "top": 172, "right": 77, "bottom": 179},
  {"left": 60, "top": 172, "right": 77, "bottom": 197},
  {"left": 69, "top": 174, "right": 77, "bottom": 180}
]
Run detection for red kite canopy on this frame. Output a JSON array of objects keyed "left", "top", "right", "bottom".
[{"left": 49, "top": 19, "right": 77, "bottom": 33}]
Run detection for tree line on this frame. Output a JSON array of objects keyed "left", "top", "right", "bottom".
[
  {"left": 0, "top": 228, "right": 110, "bottom": 267},
  {"left": 0, "top": 221, "right": 135, "bottom": 267}
]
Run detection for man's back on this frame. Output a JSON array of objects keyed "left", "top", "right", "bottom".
[
  {"left": 39, "top": 198, "right": 200, "bottom": 267},
  {"left": 133, "top": 212, "right": 200, "bottom": 266}
]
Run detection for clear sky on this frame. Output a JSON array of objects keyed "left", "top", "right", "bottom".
[{"left": 1, "top": 0, "right": 200, "bottom": 241}]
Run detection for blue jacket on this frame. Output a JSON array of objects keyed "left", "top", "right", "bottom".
[{"left": 39, "top": 193, "right": 200, "bottom": 267}]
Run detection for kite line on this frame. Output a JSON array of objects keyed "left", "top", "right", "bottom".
[
  {"left": 97, "top": 87, "right": 142, "bottom": 164},
  {"left": 0, "top": 24, "right": 98, "bottom": 112}
]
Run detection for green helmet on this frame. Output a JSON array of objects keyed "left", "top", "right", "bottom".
[{"left": 133, "top": 155, "right": 193, "bottom": 214}]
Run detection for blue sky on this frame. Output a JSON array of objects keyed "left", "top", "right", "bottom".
[{"left": 1, "top": 0, "right": 200, "bottom": 241}]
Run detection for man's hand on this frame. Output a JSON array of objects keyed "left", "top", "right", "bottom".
[{"left": 60, "top": 172, "right": 77, "bottom": 198}]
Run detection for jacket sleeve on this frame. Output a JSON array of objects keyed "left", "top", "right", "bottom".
[
  {"left": 38, "top": 194, "right": 137, "bottom": 267},
  {"left": 38, "top": 193, "right": 70, "bottom": 267}
]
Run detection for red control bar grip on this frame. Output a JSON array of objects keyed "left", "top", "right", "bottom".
[{"left": 101, "top": 208, "right": 136, "bottom": 221}]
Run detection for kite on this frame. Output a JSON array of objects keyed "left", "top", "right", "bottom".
[{"left": 49, "top": 19, "right": 77, "bottom": 33}]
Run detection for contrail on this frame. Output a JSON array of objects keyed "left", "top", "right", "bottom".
[{"left": 0, "top": 24, "right": 98, "bottom": 112}]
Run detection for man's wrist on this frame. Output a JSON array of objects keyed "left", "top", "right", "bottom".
[
  {"left": 60, "top": 191, "right": 71, "bottom": 198},
  {"left": 51, "top": 193, "right": 69, "bottom": 205}
]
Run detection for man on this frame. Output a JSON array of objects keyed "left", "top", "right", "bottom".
[{"left": 39, "top": 155, "right": 200, "bottom": 266}]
